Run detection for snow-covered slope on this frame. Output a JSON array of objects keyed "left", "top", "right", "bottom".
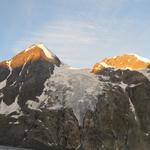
[{"left": 35, "top": 65, "right": 110, "bottom": 125}]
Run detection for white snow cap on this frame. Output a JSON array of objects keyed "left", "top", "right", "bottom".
[
  {"left": 105, "top": 53, "right": 150, "bottom": 63},
  {"left": 99, "top": 53, "right": 150, "bottom": 70},
  {"left": 129, "top": 53, "right": 150, "bottom": 63},
  {"left": 25, "top": 43, "right": 56, "bottom": 60}
]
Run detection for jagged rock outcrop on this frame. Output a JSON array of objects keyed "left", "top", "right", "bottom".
[{"left": 0, "top": 46, "right": 150, "bottom": 150}]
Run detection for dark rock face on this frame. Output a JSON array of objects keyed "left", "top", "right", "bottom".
[
  {"left": 0, "top": 59, "right": 55, "bottom": 107},
  {"left": 0, "top": 49, "right": 150, "bottom": 150},
  {"left": 94, "top": 69, "right": 150, "bottom": 150}
]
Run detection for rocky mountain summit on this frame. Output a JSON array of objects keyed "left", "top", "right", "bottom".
[
  {"left": 0, "top": 44, "right": 150, "bottom": 150},
  {"left": 92, "top": 53, "right": 150, "bottom": 73}
]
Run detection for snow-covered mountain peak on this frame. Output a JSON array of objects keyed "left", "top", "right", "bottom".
[
  {"left": 24, "top": 43, "right": 56, "bottom": 60},
  {"left": 0, "top": 43, "right": 61, "bottom": 69},
  {"left": 92, "top": 53, "right": 150, "bottom": 73},
  {"left": 126, "top": 53, "right": 150, "bottom": 63}
]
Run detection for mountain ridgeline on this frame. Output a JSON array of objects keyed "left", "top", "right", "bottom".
[{"left": 0, "top": 44, "right": 150, "bottom": 150}]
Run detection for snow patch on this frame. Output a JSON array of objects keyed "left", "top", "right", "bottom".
[
  {"left": 48, "top": 103, "right": 63, "bottom": 110},
  {"left": 0, "top": 96, "right": 21, "bottom": 115},
  {"left": 0, "top": 80, "right": 7, "bottom": 90},
  {"left": 37, "top": 43, "right": 56, "bottom": 59},
  {"left": 100, "top": 62, "right": 111, "bottom": 68},
  {"left": 100, "top": 62, "right": 134, "bottom": 71},
  {"left": 24, "top": 43, "right": 56, "bottom": 60},
  {"left": 119, "top": 82, "right": 127, "bottom": 90},
  {"left": 24, "top": 45, "right": 35, "bottom": 52},
  {"left": 0, "top": 60, "right": 12, "bottom": 90},
  {"left": 0, "top": 93, "right": 3, "bottom": 98},
  {"left": 145, "top": 133, "right": 149, "bottom": 136},
  {"left": 11, "top": 112, "right": 23, "bottom": 119},
  {"left": 18, "top": 56, "right": 31, "bottom": 77},
  {"left": 129, "top": 83, "right": 142, "bottom": 88},
  {"left": 26, "top": 100, "right": 41, "bottom": 111},
  {"left": 130, "top": 53, "right": 150, "bottom": 63},
  {"left": 68, "top": 66, "right": 81, "bottom": 70},
  {"left": 118, "top": 81, "right": 138, "bottom": 121},
  {"left": 128, "top": 97, "right": 138, "bottom": 121}
]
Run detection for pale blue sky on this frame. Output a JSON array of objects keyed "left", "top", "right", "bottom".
[{"left": 1, "top": 0, "right": 150, "bottom": 67}]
